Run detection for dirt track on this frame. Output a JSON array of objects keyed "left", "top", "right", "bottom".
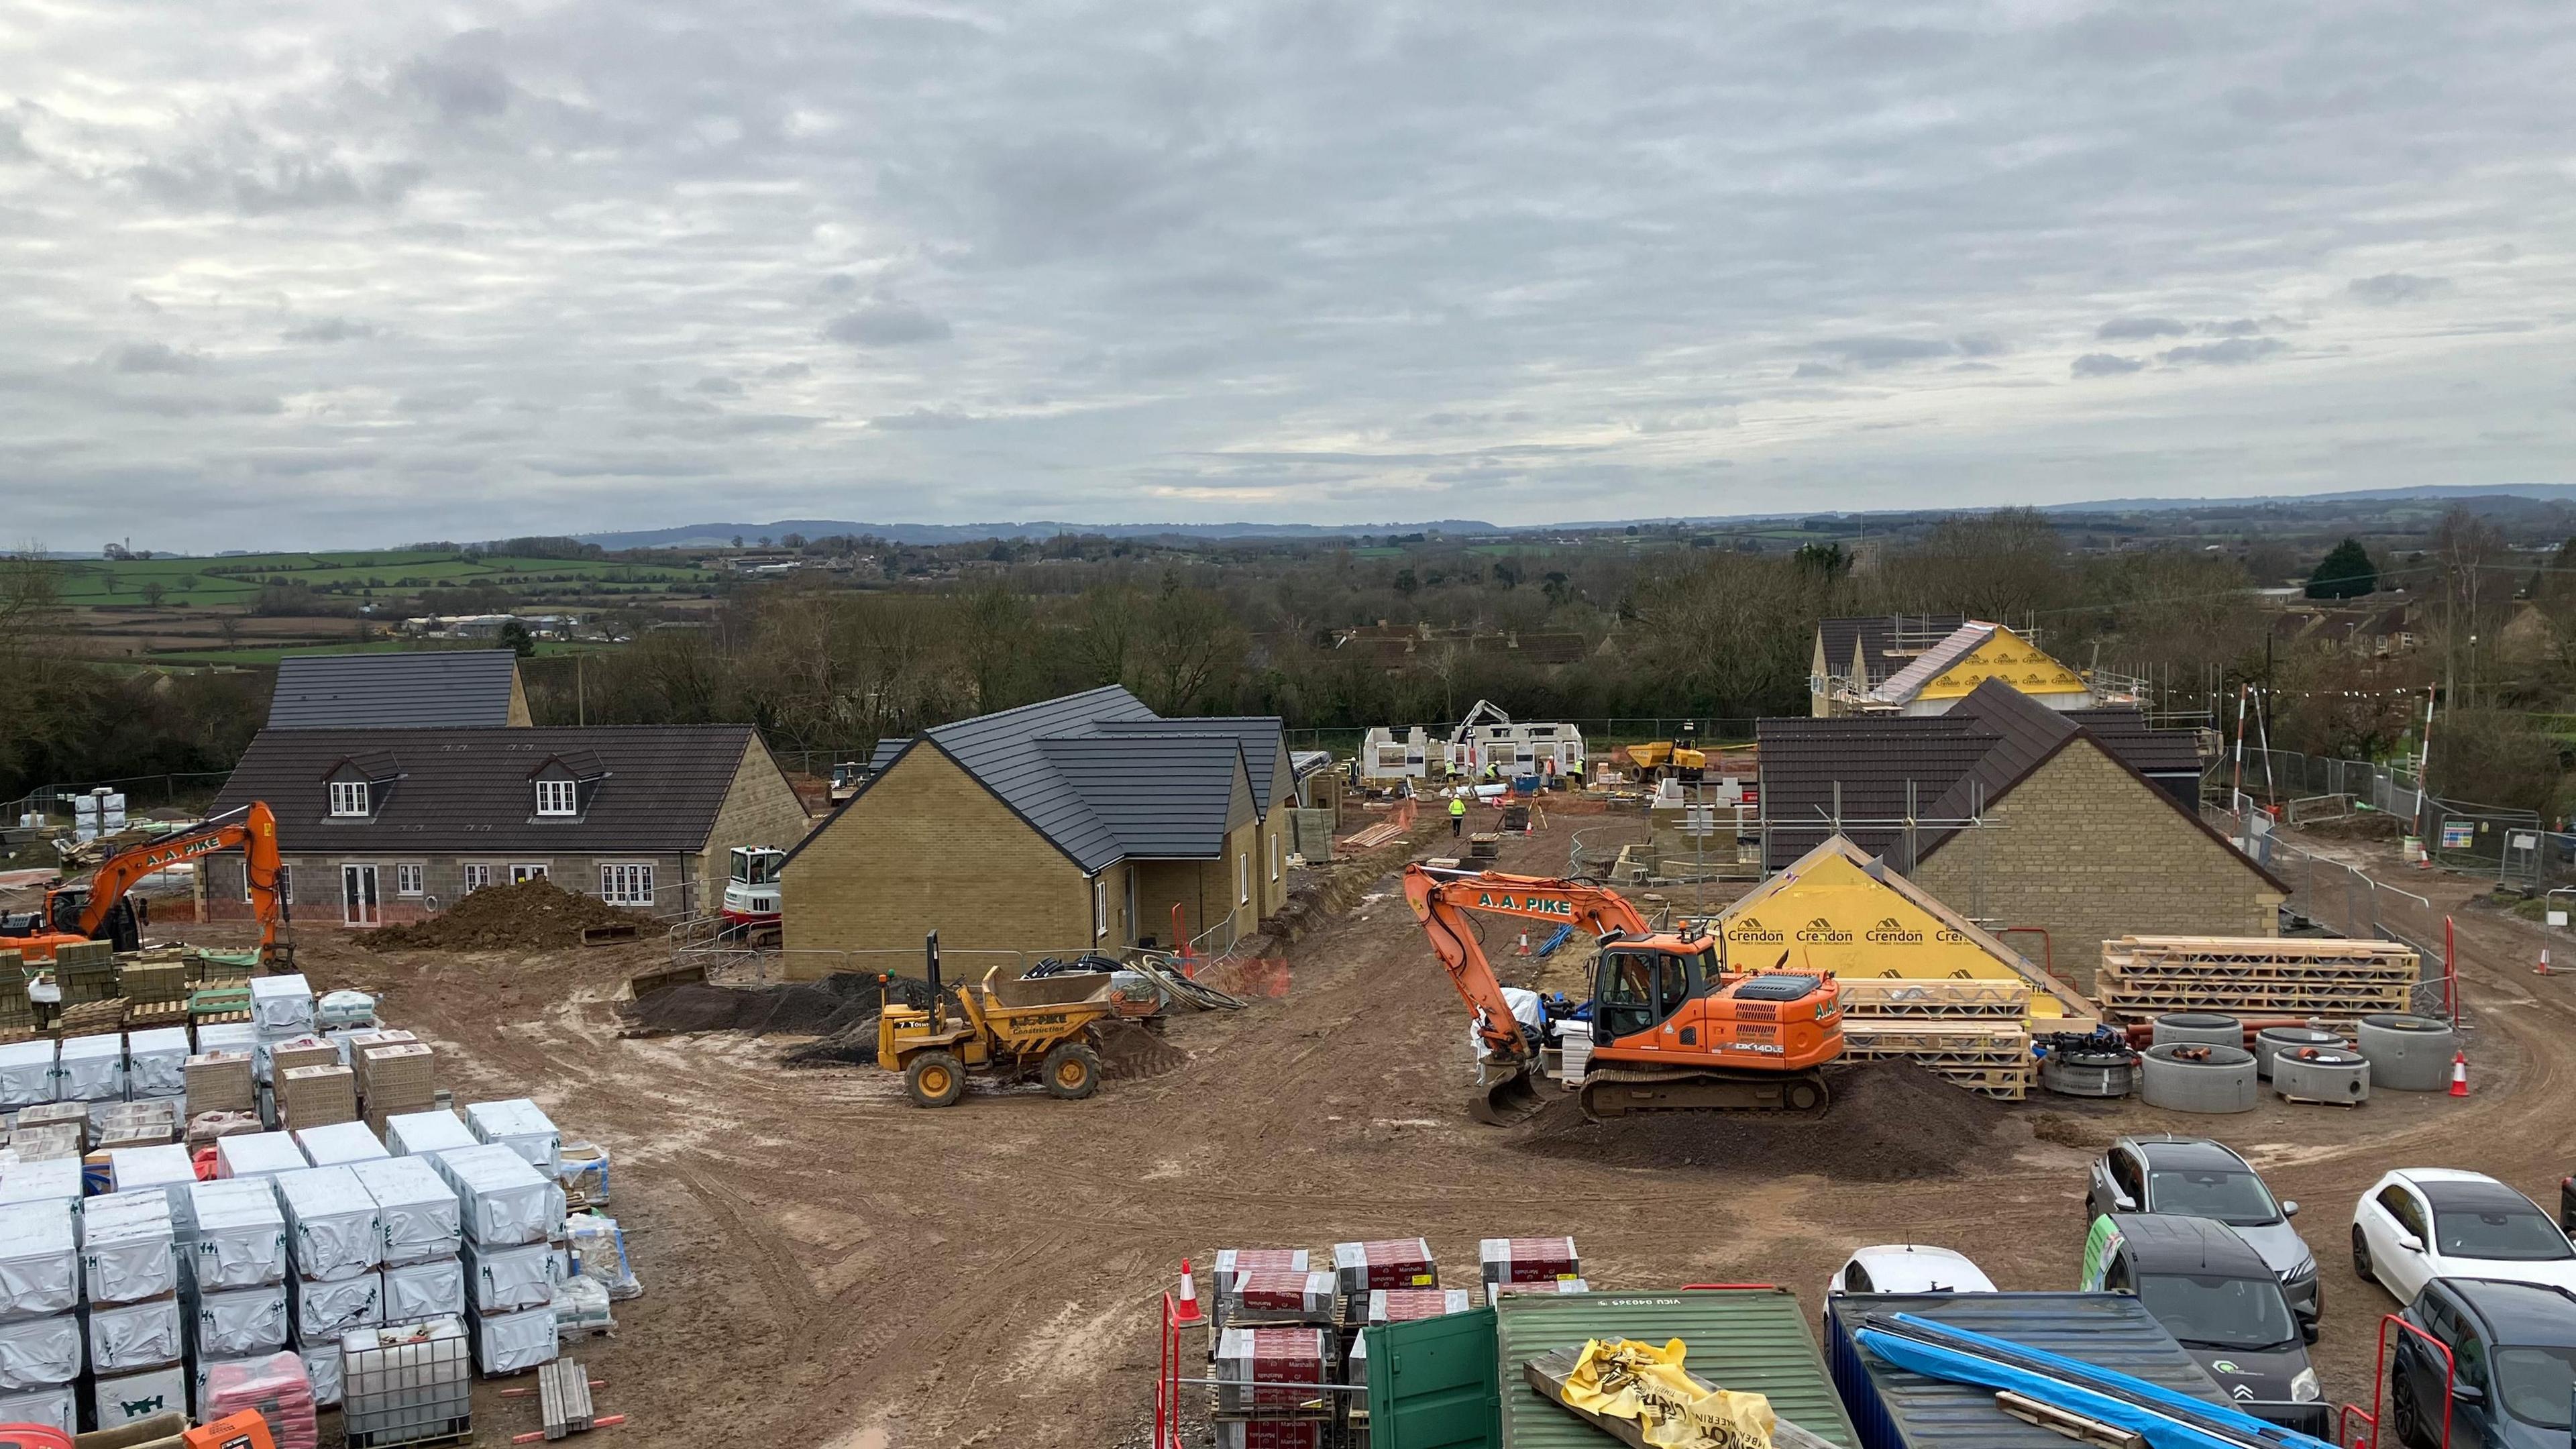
[{"left": 180, "top": 818, "right": 2576, "bottom": 1447}]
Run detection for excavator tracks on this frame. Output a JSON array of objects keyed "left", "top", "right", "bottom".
[{"left": 1576, "top": 1065, "right": 1832, "bottom": 1121}]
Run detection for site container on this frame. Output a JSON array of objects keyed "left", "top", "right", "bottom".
[
  {"left": 1823, "top": 1291, "right": 2225, "bottom": 1449},
  {"left": 1495, "top": 1287, "right": 1859, "bottom": 1448}
]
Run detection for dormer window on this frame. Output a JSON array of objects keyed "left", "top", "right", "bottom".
[
  {"left": 535, "top": 779, "right": 579, "bottom": 816},
  {"left": 329, "top": 781, "right": 370, "bottom": 817}
]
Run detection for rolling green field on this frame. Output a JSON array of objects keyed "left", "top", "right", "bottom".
[{"left": 62, "top": 551, "right": 717, "bottom": 607}]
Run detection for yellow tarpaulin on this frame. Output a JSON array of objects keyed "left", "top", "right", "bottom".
[
  {"left": 1913, "top": 628, "right": 2088, "bottom": 702},
  {"left": 1560, "top": 1337, "right": 1774, "bottom": 1449},
  {"left": 1715, "top": 835, "right": 2093, "bottom": 1021}
]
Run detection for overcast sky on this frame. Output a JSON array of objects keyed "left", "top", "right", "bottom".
[{"left": 4, "top": 1, "right": 2572, "bottom": 551}]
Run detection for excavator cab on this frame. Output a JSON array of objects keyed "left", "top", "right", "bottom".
[{"left": 1591, "top": 938, "right": 1717, "bottom": 1043}]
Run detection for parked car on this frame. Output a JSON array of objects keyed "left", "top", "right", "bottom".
[
  {"left": 2085, "top": 1134, "right": 2320, "bottom": 1334},
  {"left": 2355, "top": 1170, "right": 2576, "bottom": 1305},
  {"left": 2082, "top": 1213, "right": 2322, "bottom": 1408},
  {"left": 1825, "top": 1244, "right": 1996, "bottom": 1299},
  {"left": 2389, "top": 1277, "right": 2576, "bottom": 1449}
]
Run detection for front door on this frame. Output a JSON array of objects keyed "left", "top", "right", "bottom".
[
  {"left": 341, "top": 864, "right": 380, "bottom": 927},
  {"left": 1592, "top": 948, "right": 1699, "bottom": 1046}
]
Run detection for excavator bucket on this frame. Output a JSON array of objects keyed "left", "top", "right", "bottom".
[{"left": 1470, "top": 1063, "right": 1550, "bottom": 1126}]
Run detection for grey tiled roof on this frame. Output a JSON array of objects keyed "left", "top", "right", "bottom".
[
  {"left": 828, "top": 687, "right": 1283, "bottom": 873},
  {"left": 268, "top": 651, "right": 522, "bottom": 729},
  {"left": 1814, "top": 614, "right": 1968, "bottom": 688},
  {"left": 211, "top": 725, "right": 765, "bottom": 855}
]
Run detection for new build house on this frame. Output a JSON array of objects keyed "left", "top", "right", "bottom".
[
  {"left": 267, "top": 649, "right": 532, "bottom": 729},
  {"left": 1760, "top": 679, "right": 2275, "bottom": 989},
  {"left": 202, "top": 725, "right": 810, "bottom": 926},
  {"left": 780, "top": 687, "right": 1296, "bottom": 976}
]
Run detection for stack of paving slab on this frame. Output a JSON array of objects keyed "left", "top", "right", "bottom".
[
  {"left": 185, "top": 1176, "right": 292, "bottom": 1404},
  {"left": 435, "top": 1143, "right": 564, "bottom": 1377},
  {"left": 83, "top": 1188, "right": 185, "bottom": 1432}
]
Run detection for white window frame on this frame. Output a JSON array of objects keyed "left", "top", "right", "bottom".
[
  {"left": 598, "top": 863, "right": 655, "bottom": 907},
  {"left": 329, "top": 780, "right": 370, "bottom": 817},
  {"left": 510, "top": 863, "right": 550, "bottom": 884},
  {"left": 535, "top": 779, "right": 578, "bottom": 816},
  {"left": 1269, "top": 828, "right": 1281, "bottom": 882},
  {"left": 246, "top": 861, "right": 293, "bottom": 904},
  {"left": 394, "top": 862, "right": 424, "bottom": 898},
  {"left": 1093, "top": 875, "right": 1108, "bottom": 940},
  {"left": 462, "top": 863, "right": 494, "bottom": 894},
  {"left": 1237, "top": 852, "right": 1249, "bottom": 906}
]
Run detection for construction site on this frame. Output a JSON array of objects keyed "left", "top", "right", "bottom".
[{"left": 6, "top": 633, "right": 2569, "bottom": 1449}]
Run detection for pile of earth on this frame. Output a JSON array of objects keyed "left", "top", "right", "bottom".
[
  {"left": 359, "top": 879, "right": 649, "bottom": 953},
  {"left": 1511, "top": 1061, "right": 2019, "bottom": 1183}
]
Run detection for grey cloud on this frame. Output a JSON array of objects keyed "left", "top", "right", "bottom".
[
  {"left": 247, "top": 449, "right": 380, "bottom": 476},
  {"left": 1817, "top": 337, "right": 1955, "bottom": 367},
  {"left": 398, "top": 34, "right": 515, "bottom": 121},
  {"left": 126, "top": 293, "right": 160, "bottom": 315},
  {"left": 1953, "top": 333, "right": 2006, "bottom": 358},
  {"left": 2206, "top": 318, "right": 2263, "bottom": 336},
  {"left": 2350, "top": 272, "right": 2449, "bottom": 305},
  {"left": 105, "top": 342, "right": 205, "bottom": 374},
  {"left": 395, "top": 386, "right": 481, "bottom": 415},
  {"left": 1791, "top": 362, "right": 1843, "bottom": 379},
  {"left": 824, "top": 303, "right": 951, "bottom": 347},
  {"left": 759, "top": 363, "right": 812, "bottom": 380},
  {"left": 869, "top": 405, "right": 981, "bottom": 430},
  {"left": 2072, "top": 353, "right": 2145, "bottom": 378},
  {"left": 127, "top": 147, "right": 425, "bottom": 216},
  {"left": 692, "top": 376, "right": 744, "bottom": 396},
  {"left": 2160, "top": 337, "right": 2290, "bottom": 366},
  {"left": 2098, "top": 317, "right": 2192, "bottom": 340},
  {"left": 281, "top": 317, "right": 376, "bottom": 343}
]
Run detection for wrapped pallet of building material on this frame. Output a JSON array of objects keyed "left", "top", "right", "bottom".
[
  {"left": 86, "top": 1295, "right": 182, "bottom": 1375},
  {"left": 201, "top": 1350, "right": 318, "bottom": 1449},
  {"left": 351, "top": 1157, "right": 461, "bottom": 1266},
  {"left": 301, "top": 1339, "right": 342, "bottom": 1409},
  {"left": 384, "top": 1109, "right": 476, "bottom": 1161},
  {"left": 215, "top": 1131, "right": 307, "bottom": 1183},
  {"left": 464, "top": 1099, "right": 561, "bottom": 1175},
  {"left": 1215, "top": 1326, "right": 1330, "bottom": 1418},
  {"left": 1220, "top": 1269, "right": 1337, "bottom": 1328},
  {"left": 556, "top": 1142, "right": 610, "bottom": 1208},
  {"left": 461, "top": 1238, "right": 559, "bottom": 1314},
  {"left": 124, "top": 1028, "right": 191, "bottom": 1099},
  {"left": 1364, "top": 1287, "right": 1474, "bottom": 1322},
  {"left": 466, "top": 1302, "right": 556, "bottom": 1377},
  {"left": 248, "top": 975, "right": 316, "bottom": 1036},
  {"left": 95, "top": 1099, "right": 180, "bottom": 1150},
  {"left": 195, "top": 1022, "right": 258, "bottom": 1057},
  {"left": 91, "top": 1363, "right": 188, "bottom": 1432},
  {"left": 107, "top": 1144, "right": 199, "bottom": 1232},
  {"left": 0, "top": 1201, "right": 78, "bottom": 1320},
  {"left": 192, "top": 1283, "right": 288, "bottom": 1356},
  {"left": 257, "top": 1036, "right": 335, "bottom": 1089},
  {"left": 1479, "top": 1236, "right": 1580, "bottom": 1294},
  {"left": 316, "top": 991, "right": 376, "bottom": 1032},
  {"left": 275, "top": 1167, "right": 383, "bottom": 1282},
  {"left": 290, "top": 1270, "right": 383, "bottom": 1342},
  {"left": 565, "top": 1214, "right": 639, "bottom": 1301},
  {"left": 550, "top": 1276, "right": 612, "bottom": 1338},
  {"left": 1211, "top": 1248, "right": 1312, "bottom": 1336},
  {"left": 439, "top": 1145, "right": 563, "bottom": 1248},
  {"left": 0, "top": 1384, "right": 74, "bottom": 1435},
  {"left": 55, "top": 1032, "right": 124, "bottom": 1104},
  {"left": 186, "top": 1181, "right": 288, "bottom": 1293},
  {"left": 0, "top": 1160, "right": 83, "bottom": 1212},
  {"left": 0, "top": 1312, "right": 81, "bottom": 1392},
  {"left": 295, "top": 1122, "right": 389, "bottom": 1169},
  {"left": 343, "top": 1318, "right": 470, "bottom": 1442},
  {"left": 186, "top": 1050, "right": 254, "bottom": 1120},
  {"left": 0, "top": 1041, "right": 56, "bottom": 1109},
  {"left": 80, "top": 1191, "right": 176, "bottom": 1306},
  {"left": 381, "top": 1257, "right": 466, "bottom": 1327}
]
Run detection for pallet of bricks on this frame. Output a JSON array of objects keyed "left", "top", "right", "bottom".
[
  {"left": 1201, "top": 1236, "right": 1583, "bottom": 1447},
  {"left": 2098, "top": 936, "right": 2419, "bottom": 1023},
  {"left": 1834, "top": 979, "right": 2037, "bottom": 1101},
  {"left": 0, "top": 950, "right": 34, "bottom": 1044}
]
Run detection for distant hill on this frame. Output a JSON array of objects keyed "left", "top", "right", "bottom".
[
  {"left": 2036, "top": 483, "right": 2576, "bottom": 515},
  {"left": 575, "top": 518, "right": 1504, "bottom": 548}
]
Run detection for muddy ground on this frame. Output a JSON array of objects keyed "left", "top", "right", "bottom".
[{"left": 163, "top": 819, "right": 2576, "bottom": 1448}]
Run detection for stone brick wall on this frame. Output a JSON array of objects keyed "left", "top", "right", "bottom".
[
  {"left": 690, "top": 737, "right": 816, "bottom": 910},
  {"left": 780, "top": 744, "right": 1091, "bottom": 977},
  {"left": 1913, "top": 739, "right": 2282, "bottom": 992}
]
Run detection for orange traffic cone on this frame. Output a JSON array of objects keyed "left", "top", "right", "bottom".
[
  {"left": 2540, "top": 949, "right": 2555, "bottom": 977},
  {"left": 1175, "top": 1260, "right": 1201, "bottom": 1324},
  {"left": 2449, "top": 1051, "right": 2471, "bottom": 1097},
  {"left": 1515, "top": 931, "right": 1532, "bottom": 957}
]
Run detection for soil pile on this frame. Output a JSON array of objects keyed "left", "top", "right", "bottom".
[
  {"left": 359, "top": 879, "right": 647, "bottom": 952},
  {"left": 627, "top": 973, "right": 909, "bottom": 1036},
  {"left": 1513, "top": 1061, "right": 2010, "bottom": 1183}
]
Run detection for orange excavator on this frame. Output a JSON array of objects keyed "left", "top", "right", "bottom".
[
  {"left": 0, "top": 802, "right": 290, "bottom": 964},
  {"left": 1403, "top": 863, "right": 1843, "bottom": 1124}
]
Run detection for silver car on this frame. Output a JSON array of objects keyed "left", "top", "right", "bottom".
[{"left": 2086, "top": 1134, "right": 2320, "bottom": 1338}]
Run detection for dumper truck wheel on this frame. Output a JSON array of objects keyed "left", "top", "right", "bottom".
[
  {"left": 905, "top": 1051, "right": 966, "bottom": 1108},
  {"left": 1041, "top": 1042, "right": 1102, "bottom": 1100}
]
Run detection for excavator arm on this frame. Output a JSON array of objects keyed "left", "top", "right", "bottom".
[{"left": 42, "top": 802, "right": 288, "bottom": 959}]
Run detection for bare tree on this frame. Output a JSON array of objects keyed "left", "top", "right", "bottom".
[
  {"left": 1072, "top": 582, "right": 1143, "bottom": 688},
  {"left": 1135, "top": 574, "right": 1245, "bottom": 714}
]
